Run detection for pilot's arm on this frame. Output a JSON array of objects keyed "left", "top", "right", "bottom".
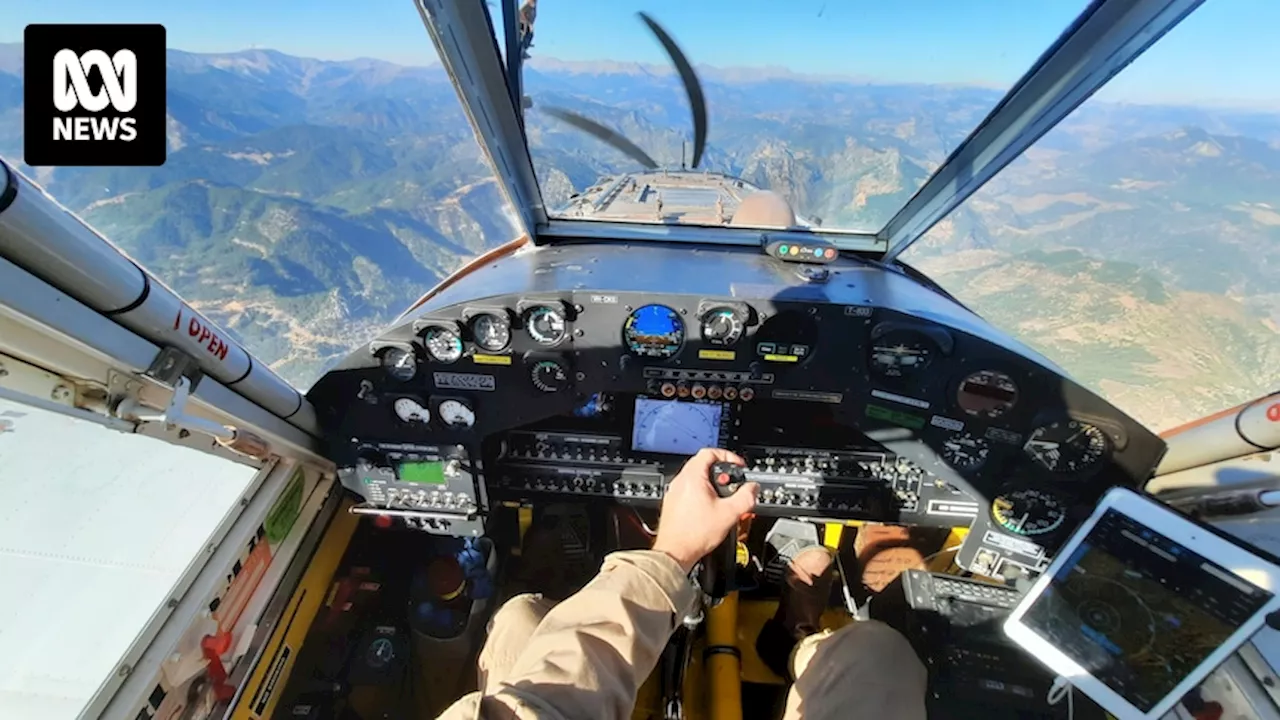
[{"left": 437, "top": 448, "right": 759, "bottom": 720}]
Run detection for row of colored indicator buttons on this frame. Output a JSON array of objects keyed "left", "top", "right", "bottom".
[
  {"left": 648, "top": 379, "right": 755, "bottom": 402},
  {"left": 778, "top": 244, "right": 837, "bottom": 260}
]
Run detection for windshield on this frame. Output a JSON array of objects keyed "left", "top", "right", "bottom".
[
  {"left": 507, "top": 0, "right": 1086, "bottom": 231},
  {"left": 1, "top": 8, "right": 519, "bottom": 390},
  {"left": 902, "top": 0, "right": 1280, "bottom": 432}
]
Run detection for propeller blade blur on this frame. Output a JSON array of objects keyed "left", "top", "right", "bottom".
[
  {"left": 638, "top": 12, "right": 707, "bottom": 169},
  {"left": 542, "top": 106, "right": 660, "bottom": 170}
]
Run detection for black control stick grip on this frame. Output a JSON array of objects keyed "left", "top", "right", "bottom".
[
  {"left": 710, "top": 462, "right": 746, "bottom": 498},
  {"left": 699, "top": 462, "right": 746, "bottom": 599}
]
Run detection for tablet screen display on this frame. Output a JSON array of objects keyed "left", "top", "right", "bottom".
[{"left": 1022, "top": 509, "right": 1272, "bottom": 712}]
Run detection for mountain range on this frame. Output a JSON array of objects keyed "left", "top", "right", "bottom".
[{"left": 0, "top": 43, "right": 1276, "bottom": 430}]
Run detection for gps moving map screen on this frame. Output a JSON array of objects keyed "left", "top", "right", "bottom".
[
  {"left": 1023, "top": 510, "right": 1272, "bottom": 711},
  {"left": 632, "top": 398, "right": 723, "bottom": 455}
]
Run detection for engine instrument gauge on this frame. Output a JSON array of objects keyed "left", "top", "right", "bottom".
[
  {"left": 1025, "top": 419, "right": 1110, "bottom": 474},
  {"left": 379, "top": 346, "right": 417, "bottom": 382},
  {"left": 471, "top": 313, "right": 511, "bottom": 352},
  {"left": 421, "top": 326, "right": 464, "bottom": 363},
  {"left": 869, "top": 332, "right": 934, "bottom": 378},
  {"left": 530, "top": 358, "right": 569, "bottom": 393},
  {"left": 991, "top": 488, "right": 1066, "bottom": 537},
  {"left": 957, "top": 370, "right": 1019, "bottom": 419},
  {"left": 940, "top": 431, "right": 990, "bottom": 473},
  {"left": 700, "top": 307, "right": 744, "bottom": 346},
  {"left": 437, "top": 399, "right": 475, "bottom": 429},
  {"left": 623, "top": 305, "right": 684, "bottom": 359},
  {"left": 393, "top": 397, "right": 430, "bottom": 424},
  {"left": 525, "top": 306, "right": 567, "bottom": 346}
]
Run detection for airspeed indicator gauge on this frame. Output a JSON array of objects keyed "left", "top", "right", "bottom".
[
  {"left": 524, "top": 306, "right": 567, "bottom": 346},
  {"left": 393, "top": 397, "right": 430, "bottom": 424},
  {"left": 530, "top": 358, "right": 569, "bottom": 393},
  {"left": 421, "top": 326, "right": 464, "bottom": 364},
  {"left": 1025, "top": 419, "right": 1110, "bottom": 474},
  {"left": 991, "top": 488, "right": 1066, "bottom": 537}
]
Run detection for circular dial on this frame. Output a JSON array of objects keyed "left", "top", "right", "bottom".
[
  {"left": 393, "top": 397, "right": 430, "bottom": 424},
  {"left": 525, "top": 306, "right": 567, "bottom": 346},
  {"left": 379, "top": 346, "right": 417, "bottom": 382},
  {"left": 991, "top": 488, "right": 1066, "bottom": 536},
  {"left": 530, "top": 358, "right": 569, "bottom": 393},
  {"left": 957, "top": 370, "right": 1019, "bottom": 419},
  {"left": 471, "top": 313, "right": 511, "bottom": 352},
  {"left": 870, "top": 332, "right": 934, "bottom": 378},
  {"left": 1025, "top": 419, "right": 1110, "bottom": 474},
  {"left": 438, "top": 399, "right": 475, "bottom": 429},
  {"left": 623, "top": 305, "right": 684, "bottom": 359},
  {"left": 421, "top": 326, "right": 463, "bottom": 363},
  {"left": 940, "top": 431, "right": 991, "bottom": 472},
  {"left": 700, "top": 307, "right": 744, "bottom": 346}
]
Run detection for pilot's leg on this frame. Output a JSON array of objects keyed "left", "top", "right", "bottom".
[
  {"left": 781, "top": 620, "right": 927, "bottom": 720},
  {"left": 477, "top": 593, "right": 557, "bottom": 691}
]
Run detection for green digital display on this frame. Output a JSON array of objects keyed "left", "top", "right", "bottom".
[
  {"left": 398, "top": 461, "right": 446, "bottom": 485},
  {"left": 865, "top": 403, "right": 926, "bottom": 430}
]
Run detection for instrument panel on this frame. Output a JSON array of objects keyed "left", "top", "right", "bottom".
[{"left": 308, "top": 242, "right": 1166, "bottom": 580}]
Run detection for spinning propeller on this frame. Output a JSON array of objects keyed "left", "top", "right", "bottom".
[{"left": 539, "top": 12, "right": 708, "bottom": 170}]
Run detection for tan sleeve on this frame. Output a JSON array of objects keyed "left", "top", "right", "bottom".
[{"left": 435, "top": 550, "right": 696, "bottom": 720}]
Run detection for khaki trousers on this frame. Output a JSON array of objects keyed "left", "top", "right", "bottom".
[{"left": 478, "top": 594, "right": 927, "bottom": 720}]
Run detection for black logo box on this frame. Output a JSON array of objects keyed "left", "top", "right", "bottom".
[{"left": 24, "top": 24, "right": 166, "bottom": 167}]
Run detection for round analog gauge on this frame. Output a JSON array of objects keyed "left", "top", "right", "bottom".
[
  {"left": 991, "top": 488, "right": 1066, "bottom": 537},
  {"left": 471, "top": 313, "right": 511, "bottom": 352},
  {"left": 869, "top": 332, "right": 934, "bottom": 378},
  {"left": 525, "top": 306, "right": 567, "bottom": 346},
  {"left": 700, "top": 307, "right": 744, "bottom": 346},
  {"left": 438, "top": 399, "right": 475, "bottom": 429},
  {"left": 421, "top": 326, "right": 464, "bottom": 363},
  {"left": 940, "top": 431, "right": 991, "bottom": 473},
  {"left": 530, "top": 358, "right": 569, "bottom": 393},
  {"left": 379, "top": 346, "right": 417, "bottom": 382},
  {"left": 393, "top": 397, "right": 430, "bottom": 424},
  {"left": 957, "top": 370, "right": 1019, "bottom": 419},
  {"left": 623, "top": 305, "right": 684, "bottom": 359},
  {"left": 1025, "top": 419, "right": 1110, "bottom": 474}
]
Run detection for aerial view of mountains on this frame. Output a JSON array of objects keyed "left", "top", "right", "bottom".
[{"left": 0, "top": 43, "right": 1275, "bottom": 431}]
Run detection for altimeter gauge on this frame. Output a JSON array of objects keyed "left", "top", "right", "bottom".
[
  {"left": 940, "top": 431, "right": 990, "bottom": 473},
  {"left": 471, "top": 313, "right": 512, "bottom": 352},
  {"left": 991, "top": 488, "right": 1066, "bottom": 537},
  {"left": 1025, "top": 419, "right": 1110, "bottom": 474}
]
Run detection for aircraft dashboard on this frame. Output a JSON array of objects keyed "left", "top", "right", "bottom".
[{"left": 306, "top": 241, "right": 1166, "bottom": 579}]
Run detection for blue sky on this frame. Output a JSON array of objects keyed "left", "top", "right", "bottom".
[{"left": 4, "top": 0, "right": 1279, "bottom": 107}]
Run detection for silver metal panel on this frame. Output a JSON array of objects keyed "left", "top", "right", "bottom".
[
  {"left": 543, "top": 218, "right": 884, "bottom": 252},
  {"left": 0, "top": 257, "right": 328, "bottom": 465},
  {"left": 0, "top": 161, "right": 147, "bottom": 313},
  {"left": 879, "top": 0, "right": 1205, "bottom": 262},
  {"left": 415, "top": 0, "right": 545, "bottom": 241}
]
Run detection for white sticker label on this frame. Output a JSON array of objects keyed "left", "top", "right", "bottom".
[
  {"left": 589, "top": 294, "right": 618, "bottom": 304},
  {"left": 983, "top": 530, "right": 1045, "bottom": 559},
  {"left": 926, "top": 500, "right": 979, "bottom": 517},
  {"left": 930, "top": 415, "right": 964, "bottom": 432},
  {"left": 433, "top": 372, "right": 496, "bottom": 391},
  {"left": 870, "top": 389, "right": 930, "bottom": 409}
]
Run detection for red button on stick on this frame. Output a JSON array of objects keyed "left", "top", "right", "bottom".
[{"left": 716, "top": 472, "right": 730, "bottom": 485}]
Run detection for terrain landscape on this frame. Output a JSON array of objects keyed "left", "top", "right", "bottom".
[{"left": 0, "top": 43, "right": 1276, "bottom": 431}]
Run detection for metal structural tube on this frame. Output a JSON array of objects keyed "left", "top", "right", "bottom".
[
  {"left": 1158, "top": 392, "right": 1280, "bottom": 475},
  {"left": 0, "top": 159, "right": 317, "bottom": 429}
]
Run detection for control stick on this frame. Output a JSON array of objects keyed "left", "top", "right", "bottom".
[{"left": 699, "top": 462, "right": 747, "bottom": 599}]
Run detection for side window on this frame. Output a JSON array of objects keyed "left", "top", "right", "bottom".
[
  {"left": 0, "top": 397, "right": 258, "bottom": 720},
  {"left": 901, "top": 0, "right": 1280, "bottom": 432}
]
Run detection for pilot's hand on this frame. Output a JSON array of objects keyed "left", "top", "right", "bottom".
[{"left": 653, "top": 448, "right": 760, "bottom": 573}]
